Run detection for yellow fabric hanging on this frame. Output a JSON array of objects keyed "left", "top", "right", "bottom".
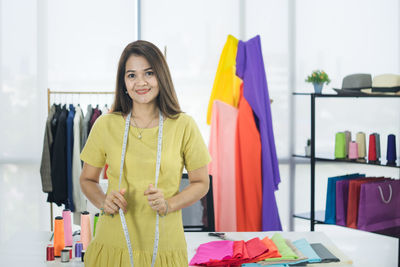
[{"left": 206, "top": 35, "right": 242, "bottom": 125}]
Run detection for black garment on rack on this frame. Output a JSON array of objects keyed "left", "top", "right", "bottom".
[
  {"left": 47, "top": 104, "right": 62, "bottom": 203},
  {"left": 49, "top": 105, "right": 69, "bottom": 207}
]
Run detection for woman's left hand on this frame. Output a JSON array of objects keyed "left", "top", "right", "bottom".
[{"left": 144, "top": 184, "right": 168, "bottom": 216}]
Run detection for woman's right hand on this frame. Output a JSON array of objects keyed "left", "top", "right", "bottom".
[{"left": 102, "top": 189, "right": 127, "bottom": 215}]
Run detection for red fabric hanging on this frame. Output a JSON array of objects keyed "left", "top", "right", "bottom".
[{"left": 235, "top": 83, "right": 262, "bottom": 231}]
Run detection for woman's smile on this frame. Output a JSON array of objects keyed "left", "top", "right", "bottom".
[{"left": 135, "top": 88, "right": 151, "bottom": 95}]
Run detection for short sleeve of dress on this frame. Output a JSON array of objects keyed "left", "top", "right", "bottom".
[
  {"left": 182, "top": 115, "right": 211, "bottom": 171},
  {"left": 80, "top": 117, "right": 106, "bottom": 168}
]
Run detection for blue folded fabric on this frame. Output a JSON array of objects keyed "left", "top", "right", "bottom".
[
  {"left": 292, "top": 238, "right": 321, "bottom": 263},
  {"left": 325, "top": 173, "right": 365, "bottom": 224},
  {"left": 242, "top": 264, "right": 289, "bottom": 267}
]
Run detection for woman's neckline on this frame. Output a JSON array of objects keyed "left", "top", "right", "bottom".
[{"left": 120, "top": 113, "right": 166, "bottom": 130}]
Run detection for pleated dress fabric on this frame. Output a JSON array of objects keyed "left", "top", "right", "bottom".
[{"left": 80, "top": 113, "right": 211, "bottom": 267}]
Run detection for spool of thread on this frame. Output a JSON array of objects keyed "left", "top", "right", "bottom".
[
  {"left": 356, "top": 132, "right": 366, "bottom": 161},
  {"left": 344, "top": 131, "right": 351, "bottom": 157},
  {"left": 62, "top": 209, "right": 73, "bottom": 247},
  {"left": 335, "top": 132, "right": 346, "bottom": 159},
  {"left": 368, "top": 134, "right": 377, "bottom": 163},
  {"left": 81, "top": 250, "right": 86, "bottom": 262},
  {"left": 373, "top": 133, "right": 381, "bottom": 161},
  {"left": 387, "top": 134, "right": 397, "bottom": 166},
  {"left": 75, "top": 242, "right": 83, "bottom": 258},
  {"left": 46, "top": 245, "right": 54, "bottom": 261},
  {"left": 348, "top": 141, "right": 358, "bottom": 160},
  {"left": 66, "top": 247, "right": 72, "bottom": 259},
  {"left": 93, "top": 213, "right": 99, "bottom": 237},
  {"left": 53, "top": 216, "right": 65, "bottom": 257},
  {"left": 81, "top": 211, "right": 92, "bottom": 250},
  {"left": 61, "top": 249, "right": 70, "bottom": 262}
]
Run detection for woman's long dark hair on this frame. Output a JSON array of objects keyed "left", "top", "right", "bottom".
[{"left": 112, "top": 40, "right": 182, "bottom": 118}]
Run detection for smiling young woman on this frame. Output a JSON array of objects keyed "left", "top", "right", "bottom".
[{"left": 79, "top": 40, "right": 211, "bottom": 267}]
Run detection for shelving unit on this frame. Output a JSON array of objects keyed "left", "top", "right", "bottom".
[{"left": 292, "top": 92, "right": 400, "bottom": 237}]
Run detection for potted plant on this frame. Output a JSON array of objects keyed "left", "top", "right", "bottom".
[{"left": 305, "top": 70, "right": 331, "bottom": 94}]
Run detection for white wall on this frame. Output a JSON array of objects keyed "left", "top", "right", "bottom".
[{"left": 1, "top": 0, "right": 398, "bottom": 163}]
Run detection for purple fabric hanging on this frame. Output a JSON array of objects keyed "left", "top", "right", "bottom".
[{"left": 236, "top": 35, "right": 282, "bottom": 230}]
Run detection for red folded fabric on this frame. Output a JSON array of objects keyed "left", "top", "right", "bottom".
[
  {"left": 206, "top": 240, "right": 250, "bottom": 266},
  {"left": 246, "top": 237, "right": 269, "bottom": 259}
]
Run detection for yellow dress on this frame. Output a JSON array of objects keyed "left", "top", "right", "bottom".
[
  {"left": 80, "top": 112, "right": 211, "bottom": 267},
  {"left": 206, "top": 34, "right": 242, "bottom": 124}
]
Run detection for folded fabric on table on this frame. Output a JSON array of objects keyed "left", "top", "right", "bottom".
[
  {"left": 234, "top": 236, "right": 281, "bottom": 266},
  {"left": 189, "top": 240, "right": 234, "bottom": 265},
  {"left": 261, "top": 233, "right": 298, "bottom": 262},
  {"left": 292, "top": 238, "right": 321, "bottom": 263},
  {"left": 242, "top": 263, "right": 289, "bottom": 267},
  {"left": 207, "top": 237, "right": 269, "bottom": 266},
  {"left": 310, "top": 243, "right": 340, "bottom": 263}
]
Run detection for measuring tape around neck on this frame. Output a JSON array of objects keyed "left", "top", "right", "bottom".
[{"left": 118, "top": 110, "right": 163, "bottom": 267}]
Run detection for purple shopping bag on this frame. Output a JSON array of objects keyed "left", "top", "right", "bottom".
[{"left": 357, "top": 179, "right": 400, "bottom": 237}]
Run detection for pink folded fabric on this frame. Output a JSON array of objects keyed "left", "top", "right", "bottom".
[{"left": 189, "top": 240, "right": 234, "bottom": 265}]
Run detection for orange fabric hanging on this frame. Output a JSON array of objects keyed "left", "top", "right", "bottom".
[{"left": 235, "top": 83, "right": 262, "bottom": 231}]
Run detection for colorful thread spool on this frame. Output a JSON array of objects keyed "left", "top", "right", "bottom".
[
  {"left": 93, "top": 213, "right": 99, "bottom": 237},
  {"left": 81, "top": 211, "right": 92, "bottom": 250},
  {"left": 348, "top": 141, "right": 358, "bottom": 160},
  {"left": 368, "top": 134, "right": 377, "bottom": 163},
  {"left": 62, "top": 209, "right": 73, "bottom": 247},
  {"left": 75, "top": 242, "right": 83, "bottom": 258},
  {"left": 373, "top": 133, "right": 381, "bottom": 162},
  {"left": 356, "top": 132, "right": 366, "bottom": 161},
  {"left": 46, "top": 245, "right": 54, "bottom": 261},
  {"left": 81, "top": 250, "right": 86, "bottom": 262},
  {"left": 387, "top": 134, "right": 397, "bottom": 166},
  {"left": 66, "top": 247, "right": 72, "bottom": 259},
  {"left": 61, "top": 249, "right": 70, "bottom": 262},
  {"left": 344, "top": 130, "right": 351, "bottom": 157},
  {"left": 53, "top": 216, "right": 65, "bottom": 257},
  {"left": 335, "top": 132, "right": 346, "bottom": 159}
]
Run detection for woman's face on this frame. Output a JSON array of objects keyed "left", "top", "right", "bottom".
[{"left": 124, "top": 54, "right": 159, "bottom": 107}]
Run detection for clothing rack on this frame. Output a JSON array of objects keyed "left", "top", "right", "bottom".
[{"left": 47, "top": 88, "right": 114, "bottom": 232}]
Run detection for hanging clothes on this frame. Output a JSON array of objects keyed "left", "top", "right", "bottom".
[
  {"left": 66, "top": 104, "right": 75, "bottom": 211},
  {"left": 89, "top": 107, "right": 101, "bottom": 133},
  {"left": 235, "top": 83, "right": 262, "bottom": 231},
  {"left": 206, "top": 35, "right": 242, "bottom": 124},
  {"left": 50, "top": 104, "right": 69, "bottom": 206},
  {"left": 208, "top": 100, "right": 238, "bottom": 232},
  {"left": 236, "top": 35, "right": 282, "bottom": 230},
  {"left": 47, "top": 104, "right": 62, "bottom": 203},
  {"left": 72, "top": 105, "right": 87, "bottom": 224},
  {"left": 81, "top": 104, "right": 93, "bottom": 150},
  {"left": 40, "top": 104, "right": 57, "bottom": 193}
]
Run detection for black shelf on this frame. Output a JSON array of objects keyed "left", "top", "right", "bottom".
[
  {"left": 294, "top": 211, "right": 400, "bottom": 239},
  {"left": 293, "top": 92, "right": 400, "bottom": 98},
  {"left": 292, "top": 92, "right": 399, "bottom": 244},
  {"left": 293, "top": 210, "right": 325, "bottom": 224},
  {"left": 293, "top": 154, "right": 400, "bottom": 168}
]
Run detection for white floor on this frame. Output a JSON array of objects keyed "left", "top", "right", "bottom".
[{"left": 0, "top": 163, "right": 398, "bottom": 266}]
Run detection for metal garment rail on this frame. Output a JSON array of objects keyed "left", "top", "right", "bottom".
[{"left": 46, "top": 88, "right": 114, "bottom": 232}]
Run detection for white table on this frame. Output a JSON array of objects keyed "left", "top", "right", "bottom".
[{"left": 0, "top": 230, "right": 397, "bottom": 266}]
